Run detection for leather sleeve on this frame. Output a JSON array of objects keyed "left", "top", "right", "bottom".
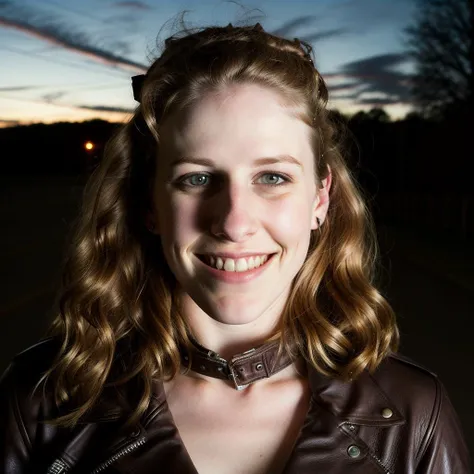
[
  {"left": 416, "top": 378, "right": 472, "bottom": 473},
  {"left": 0, "top": 362, "right": 33, "bottom": 474}
]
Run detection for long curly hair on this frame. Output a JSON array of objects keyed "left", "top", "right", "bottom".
[{"left": 45, "top": 23, "right": 399, "bottom": 426}]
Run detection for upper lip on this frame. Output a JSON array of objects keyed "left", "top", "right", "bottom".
[{"left": 196, "top": 252, "right": 276, "bottom": 259}]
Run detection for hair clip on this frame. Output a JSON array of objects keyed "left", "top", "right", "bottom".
[
  {"left": 132, "top": 74, "right": 146, "bottom": 103},
  {"left": 293, "top": 37, "right": 314, "bottom": 66}
]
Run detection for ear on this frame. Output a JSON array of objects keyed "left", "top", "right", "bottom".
[{"left": 310, "top": 166, "right": 332, "bottom": 230}]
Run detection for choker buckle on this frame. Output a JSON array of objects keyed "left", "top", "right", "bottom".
[{"left": 228, "top": 366, "right": 249, "bottom": 391}]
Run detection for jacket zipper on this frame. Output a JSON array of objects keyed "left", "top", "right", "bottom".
[
  {"left": 46, "top": 437, "right": 146, "bottom": 474},
  {"left": 368, "top": 451, "right": 391, "bottom": 474},
  {"left": 46, "top": 458, "right": 70, "bottom": 474},
  {"left": 90, "top": 436, "right": 147, "bottom": 473}
]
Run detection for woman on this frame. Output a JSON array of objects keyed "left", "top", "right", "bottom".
[{"left": 0, "top": 23, "right": 470, "bottom": 474}]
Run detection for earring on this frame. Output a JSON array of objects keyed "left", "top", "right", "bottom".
[{"left": 316, "top": 217, "right": 322, "bottom": 235}]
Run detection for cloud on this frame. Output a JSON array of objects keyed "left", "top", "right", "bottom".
[
  {"left": 42, "top": 91, "right": 68, "bottom": 102},
  {"left": 302, "top": 28, "right": 349, "bottom": 43},
  {"left": 112, "top": 1, "right": 151, "bottom": 9},
  {"left": 327, "top": 81, "right": 361, "bottom": 93},
  {"left": 357, "top": 97, "right": 403, "bottom": 106},
  {"left": 330, "top": 53, "right": 413, "bottom": 106},
  {"left": 0, "top": 86, "right": 39, "bottom": 92},
  {"left": 271, "top": 16, "right": 349, "bottom": 43},
  {"left": 343, "top": 53, "right": 409, "bottom": 74},
  {"left": 0, "top": 3, "right": 147, "bottom": 73},
  {"left": 271, "top": 16, "right": 318, "bottom": 37},
  {"left": 78, "top": 104, "right": 133, "bottom": 113}
]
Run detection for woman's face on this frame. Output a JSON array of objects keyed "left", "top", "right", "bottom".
[{"left": 150, "top": 83, "right": 329, "bottom": 326}]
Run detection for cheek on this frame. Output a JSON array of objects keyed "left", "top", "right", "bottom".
[
  {"left": 266, "top": 195, "right": 313, "bottom": 242},
  {"left": 155, "top": 196, "right": 199, "bottom": 278},
  {"left": 158, "top": 194, "right": 199, "bottom": 243}
]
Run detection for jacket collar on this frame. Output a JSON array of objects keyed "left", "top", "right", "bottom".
[{"left": 306, "top": 357, "right": 404, "bottom": 426}]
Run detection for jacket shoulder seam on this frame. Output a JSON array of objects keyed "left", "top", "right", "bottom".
[
  {"left": 10, "top": 365, "right": 34, "bottom": 453},
  {"left": 387, "top": 353, "right": 437, "bottom": 377},
  {"left": 414, "top": 375, "right": 441, "bottom": 465}
]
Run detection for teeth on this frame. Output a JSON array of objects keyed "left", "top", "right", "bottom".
[
  {"left": 204, "top": 254, "right": 271, "bottom": 272},
  {"left": 223, "top": 259, "right": 235, "bottom": 271},
  {"left": 235, "top": 258, "right": 248, "bottom": 272}
]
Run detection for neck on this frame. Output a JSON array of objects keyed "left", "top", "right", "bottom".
[{"left": 178, "top": 291, "right": 287, "bottom": 361}]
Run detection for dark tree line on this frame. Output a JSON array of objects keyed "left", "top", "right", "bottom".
[{"left": 0, "top": 120, "right": 119, "bottom": 176}]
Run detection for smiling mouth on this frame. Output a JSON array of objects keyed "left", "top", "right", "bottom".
[{"left": 196, "top": 254, "right": 276, "bottom": 272}]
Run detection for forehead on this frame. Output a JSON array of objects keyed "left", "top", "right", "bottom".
[{"left": 158, "top": 83, "right": 314, "bottom": 167}]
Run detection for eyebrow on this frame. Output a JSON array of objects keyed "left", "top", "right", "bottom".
[{"left": 170, "top": 155, "right": 303, "bottom": 168}]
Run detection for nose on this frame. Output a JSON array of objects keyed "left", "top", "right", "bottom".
[{"left": 209, "top": 180, "right": 258, "bottom": 242}]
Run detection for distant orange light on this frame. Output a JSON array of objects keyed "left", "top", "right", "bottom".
[{"left": 84, "top": 141, "right": 94, "bottom": 151}]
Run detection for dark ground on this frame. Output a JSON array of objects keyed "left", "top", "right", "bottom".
[{"left": 1, "top": 176, "right": 473, "bottom": 454}]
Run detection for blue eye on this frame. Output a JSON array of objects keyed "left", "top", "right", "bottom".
[
  {"left": 180, "top": 174, "right": 210, "bottom": 187},
  {"left": 258, "top": 173, "right": 288, "bottom": 186}
]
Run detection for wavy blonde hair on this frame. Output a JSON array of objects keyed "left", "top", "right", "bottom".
[{"left": 45, "top": 23, "right": 398, "bottom": 426}]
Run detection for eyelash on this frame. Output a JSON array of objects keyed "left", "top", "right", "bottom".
[{"left": 177, "top": 171, "right": 292, "bottom": 188}]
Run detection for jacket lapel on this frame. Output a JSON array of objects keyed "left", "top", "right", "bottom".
[
  {"left": 282, "top": 363, "right": 405, "bottom": 473},
  {"left": 109, "top": 381, "right": 198, "bottom": 474},
  {"left": 307, "top": 363, "right": 404, "bottom": 426}
]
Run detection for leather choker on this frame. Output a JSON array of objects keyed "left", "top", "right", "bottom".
[{"left": 180, "top": 338, "right": 295, "bottom": 390}]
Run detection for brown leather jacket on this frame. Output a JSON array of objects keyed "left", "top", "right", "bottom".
[{"left": 0, "top": 339, "right": 471, "bottom": 473}]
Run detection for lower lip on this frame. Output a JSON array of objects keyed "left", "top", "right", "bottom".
[{"left": 196, "top": 254, "right": 276, "bottom": 283}]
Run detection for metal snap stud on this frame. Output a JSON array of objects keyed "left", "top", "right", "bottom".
[
  {"left": 256, "top": 363, "right": 263, "bottom": 371},
  {"left": 183, "top": 355, "right": 189, "bottom": 361},
  {"left": 382, "top": 407, "right": 393, "bottom": 419},
  {"left": 239, "top": 367, "right": 245, "bottom": 373},
  {"left": 347, "top": 424, "right": 356, "bottom": 431},
  {"left": 199, "top": 365, "right": 206, "bottom": 371},
  {"left": 347, "top": 445, "right": 361, "bottom": 458}
]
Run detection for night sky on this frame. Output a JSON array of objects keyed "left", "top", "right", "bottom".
[{"left": 0, "top": 0, "right": 416, "bottom": 126}]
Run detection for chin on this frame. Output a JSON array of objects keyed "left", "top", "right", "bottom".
[
  {"left": 205, "top": 297, "right": 273, "bottom": 326},
  {"left": 210, "top": 312, "right": 263, "bottom": 326}
]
